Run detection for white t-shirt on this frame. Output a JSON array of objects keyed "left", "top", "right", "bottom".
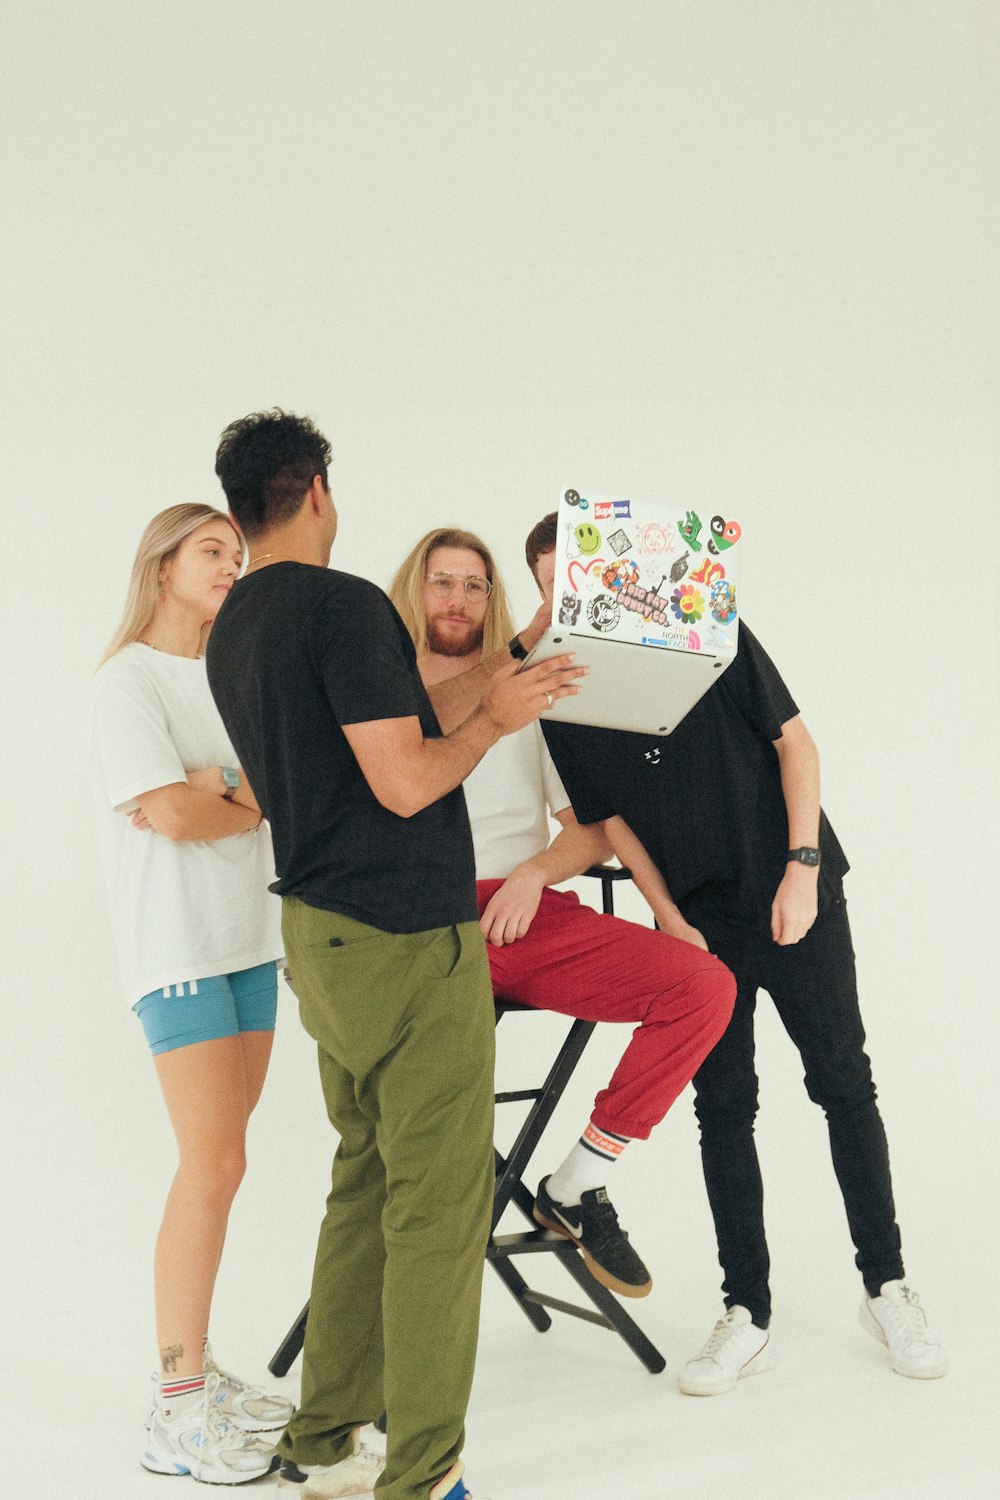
[
  {"left": 91, "top": 644, "right": 284, "bottom": 1006},
  {"left": 463, "top": 721, "right": 571, "bottom": 880}
]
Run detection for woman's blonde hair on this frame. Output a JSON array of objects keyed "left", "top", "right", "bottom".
[
  {"left": 99, "top": 503, "right": 242, "bottom": 666},
  {"left": 388, "top": 527, "right": 515, "bottom": 659}
]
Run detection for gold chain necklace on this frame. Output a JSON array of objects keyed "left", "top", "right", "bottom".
[{"left": 245, "top": 553, "right": 297, "bottom": 572}]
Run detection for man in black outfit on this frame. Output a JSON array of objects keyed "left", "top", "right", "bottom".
[
  {"left": 204, "top": 417, "right": 580, "bottom": 1500},
  {"left": 525, "top": 512, "right": 946, "bottom": 1397}
]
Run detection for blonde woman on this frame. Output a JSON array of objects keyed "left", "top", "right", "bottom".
[{"left": 92, "top": 504, "right": 287, "bottom": 1484}]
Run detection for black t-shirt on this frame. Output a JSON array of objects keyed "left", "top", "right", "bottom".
[
  {"left": 207, "top": 563, "right": 477, "bottom": 933},
  {"left": 542, "top": 623, "right": 849, "bottom": 931}
]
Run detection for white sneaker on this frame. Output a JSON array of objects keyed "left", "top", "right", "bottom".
[
  {"left": 358, "top": 1420, "right": 386, "bottom": 1458},
  {"left": 277, "top": 1429, "right": 386, "bottom": 1497},
  {"left": 303, "top": 1442, "right": 385, "bottom": 1499},
  {"left": 678, "top": 1306, "right": 776, "bottom": 1396},
  {"left": 203, "top": 1341, "right": 295, "bottom": 1432},
  {"left": 860, "top": 1280, "right": 948, "bottom": 1379},
  {"left": 141, "top": 1372, "right": 279, "bottom": 1483}
]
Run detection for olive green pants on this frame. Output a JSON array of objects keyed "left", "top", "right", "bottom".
[{"left": 276, "top": 896, "right": 496, "bottom": 1500}]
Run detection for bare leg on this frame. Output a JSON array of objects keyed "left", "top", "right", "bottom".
[
  {"left": 152, "top": 1030, "right": 274, "bottom": 1377},
  {"left": 239, "top": 1029, "right": 275, "bottom": 1118}
]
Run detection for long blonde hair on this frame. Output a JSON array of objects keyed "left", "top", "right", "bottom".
[
  {"left": 388, "top": 527, "right": 515, "bottom": 659},
  {"left": 100, "top": 503, "right": 242, "bottom": 666}
]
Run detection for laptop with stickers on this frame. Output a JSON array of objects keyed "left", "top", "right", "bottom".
[{"left": 521, "top": 487, "right": 743, "bottom": 737}]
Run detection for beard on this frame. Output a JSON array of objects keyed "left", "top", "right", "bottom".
[{"left": 426, "top": 616, "right": 485, "bottom": 658}]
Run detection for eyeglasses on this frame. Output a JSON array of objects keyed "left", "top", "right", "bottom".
[{"left": 426, "top": 571, "right": 493, "bottom": 601}]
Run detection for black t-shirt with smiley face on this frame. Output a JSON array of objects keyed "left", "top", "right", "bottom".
[{"left": 541, "top": 623, "right": 849, "bottom": 934}]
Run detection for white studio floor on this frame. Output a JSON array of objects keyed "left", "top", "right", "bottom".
[{"left": 7, "top": 925, "right": 997, "bottom": 1500}]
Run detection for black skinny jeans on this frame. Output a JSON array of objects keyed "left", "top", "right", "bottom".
[{"left": 690, "top": 896, "right": 904, "bottom": 1328}]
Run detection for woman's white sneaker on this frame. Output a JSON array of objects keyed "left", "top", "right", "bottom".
[
  {"left": 678, "top": 1306, "right": 776, "bottom": 1396},
  {"left": 142, "top": 1372, "right": 279, "bottom": 1483},
  {"left": 860, "top": 1280, "right": 948, "bottom": 1379}
]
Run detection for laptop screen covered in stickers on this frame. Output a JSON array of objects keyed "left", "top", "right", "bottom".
[{"left": 522, "top": 488, "right": 744, "bottom": 737}]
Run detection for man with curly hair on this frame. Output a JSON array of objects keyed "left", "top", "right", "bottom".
[{"left": 206, "top": 413, "right": 580, "bottom": 1500}]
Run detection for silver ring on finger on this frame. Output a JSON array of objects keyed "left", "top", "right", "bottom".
[{"left": 545, "top": 691, "right": 553, "bottom": 708}]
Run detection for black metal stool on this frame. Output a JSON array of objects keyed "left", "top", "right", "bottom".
[
  {"left": 488, "top": 865, "right": 665, "bottom": 1373},
  {"left": 269, "top": 865, "right": 664, "bottom": 1377}
]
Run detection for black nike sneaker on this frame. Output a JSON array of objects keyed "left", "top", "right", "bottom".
[{"left": 532, "top": 1176, "right": 653, "bottom": 1298}]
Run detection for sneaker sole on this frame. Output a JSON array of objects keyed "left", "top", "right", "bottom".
[
  {"left": 302, "top": 1482, "right": 379, "bottom": 1500},
  {"left": 532, "top": 1205, "right": 653, "bottom": 1298},
  {"left": 858, "top": 1300, "right": 949, "bottom": 1379},
  {"left": 142, "top": 1449, "right": 281, "bottom": 1485},
  {"left": 677, "top": 1339, "right": 776, "bottom": 1396}
]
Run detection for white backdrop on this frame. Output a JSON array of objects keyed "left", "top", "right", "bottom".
[{"left": 1, "top": 4, "right": 997, "bottom": 1498}]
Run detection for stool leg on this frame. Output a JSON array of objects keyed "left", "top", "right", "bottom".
[
  {"left": 485, "top": 1254, "right": 553, "bottom": 1332},
  {"left": 557, "top": 1255, "right": 666, "bottom": 1374},
  {"left": 268, "top": 1301, "right": 309, "bottom": 1377},
  {"left": 492, "top": 1019, "right": 596, "bottom": 1232}
]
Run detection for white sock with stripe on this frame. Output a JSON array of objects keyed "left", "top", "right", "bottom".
[
  {"left": 546, "top": 1120, "right": 631, "bottom": 1206},
  {"left": 158, "top": 1373, "right": 207, "bottom": 1415}
]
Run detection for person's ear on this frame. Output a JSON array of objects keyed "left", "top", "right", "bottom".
[{"left": 309, "top": 474, "right": 329, "bottom": 518}]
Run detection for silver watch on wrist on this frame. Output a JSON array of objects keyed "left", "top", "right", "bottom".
[{"left": 221, "top": 766, "right": 241, "bottom": 800}]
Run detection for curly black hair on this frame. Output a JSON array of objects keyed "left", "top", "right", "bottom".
[
  {"left": 214, "top": 409, "right": 332, "bottom": 540},
  {"left": 524, "top": 511, "right": 558, "bottom": 578}
]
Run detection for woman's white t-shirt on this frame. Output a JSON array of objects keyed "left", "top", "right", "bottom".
[{"left": 92, "top": 643, "right": 284, "bottom": 1007}]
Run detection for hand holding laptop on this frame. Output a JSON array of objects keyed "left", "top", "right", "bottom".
[{"left": 481, "top": 654, "right": 585, "bottom": 737}]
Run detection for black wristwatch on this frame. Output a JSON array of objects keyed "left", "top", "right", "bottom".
[
  {"left": 787, "top": 847, "right": 821, "bottom": 867},
  {"left": 508, "top": 634, "right": 528, "bottom": 661}
]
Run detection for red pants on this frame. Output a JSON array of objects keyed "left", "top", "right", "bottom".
[{"left": 478, "top": 881, "right": 736, "bottom": 1139}]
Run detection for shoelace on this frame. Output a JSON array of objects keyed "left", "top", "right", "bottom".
[
  {"left": 585, "top": 1195, "right": 630, "bottom": 1254},
  {"left": 199, "top": 1374, "right": 267, "bottom": 1450},
  {"left": 699, "top": 1312, "right": 742, "bottom": 1358},
  {"left": 213, "top": 1368, "right": 277, "bottom": 1404},
  {"left": 201, "top": 1377, "right": 236, "bottom": 1439},
  {"left": 883, "top": 1285, "right": 929, "bottom": 1343}
]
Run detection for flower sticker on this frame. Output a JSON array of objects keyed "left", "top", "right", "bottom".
[
  {"left": 670, "top": 585, "right": 705, "bottom": 624},
  {"left": 710, "top": 579, "right": 737, "bottom": 624}
]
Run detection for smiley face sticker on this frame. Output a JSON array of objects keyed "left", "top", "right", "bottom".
[
  {"left": 575, "top": 522, "right": 601, "bottom": 555},
  {"left": 670, "top": 585, "right": 705, "bottom": 624}
]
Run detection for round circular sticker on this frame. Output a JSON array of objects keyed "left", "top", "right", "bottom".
[
  {"left": 670, "top": 585, "right": 705, "bottom": 624},
  {"left": 587, "top": 594, "right": 620, "bottom": 632}
]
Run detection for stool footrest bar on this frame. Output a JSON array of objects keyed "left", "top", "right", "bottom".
[
  {"left": 522, "top": 1291, "right": 611, "bottom": 1328},
  {"left": 489, "top": 1229, "right": 578, "bottom": 1258}
]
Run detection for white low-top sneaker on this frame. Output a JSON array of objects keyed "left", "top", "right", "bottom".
[
  {"left": 277, "top": 1429, "right": 386, "bottom": 1497},
  {"left": 302, "top": 1443, "right": 385, "bottom": 1500},
  {"left": 860, "top": 1280, "right": 948, "bottom": 1379},
  {"left": 679, "top": 1305, "right": 776, "bottom": 1396}
]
